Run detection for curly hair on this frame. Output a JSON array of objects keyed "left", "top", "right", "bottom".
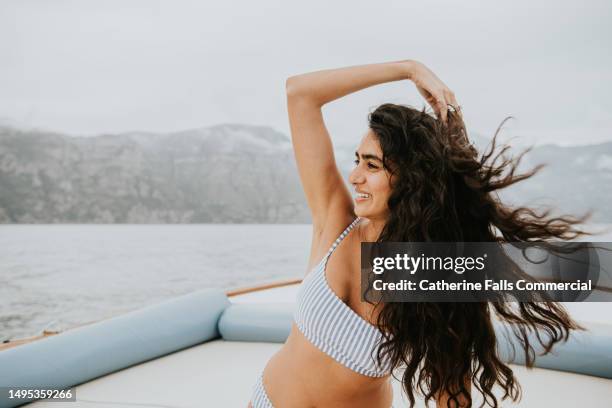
[{"left": 366, "top": 103, "right": 592, "bottom": 408}]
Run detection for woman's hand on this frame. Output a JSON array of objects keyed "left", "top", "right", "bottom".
[{"left": 407, "top": 60, "right": 460, "bottom": 123}]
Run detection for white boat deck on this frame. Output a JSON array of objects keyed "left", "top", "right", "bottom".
[
  {"left": 24, "top": 284, "right": 612, "bottom": 407},
  {"left": 23, "top": 338, "right": 612, "bottom": 408}
]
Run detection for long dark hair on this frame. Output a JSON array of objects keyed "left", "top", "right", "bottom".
[{"left": 366, "top": 103, "right": 591, "bottom": 408}]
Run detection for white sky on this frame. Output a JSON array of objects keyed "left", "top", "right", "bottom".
[{"left": 1, "top": 0, "right": 611, "bottom": 147}]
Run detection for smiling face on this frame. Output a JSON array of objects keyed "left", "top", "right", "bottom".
[{"left": 349, "top": 130, "right": 394, "bottom": 221}]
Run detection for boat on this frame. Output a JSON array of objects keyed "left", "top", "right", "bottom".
[{"left": 0, "top": 278, "right": 611, "bottom": 408}]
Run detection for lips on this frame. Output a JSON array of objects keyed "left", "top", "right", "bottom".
[{"left": 354, "top": 191, "right": 371, "bottom": 201}]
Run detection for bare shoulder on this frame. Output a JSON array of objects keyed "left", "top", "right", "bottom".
[{"left": 319, "top": 214, "right": 363, "bottom": 304}]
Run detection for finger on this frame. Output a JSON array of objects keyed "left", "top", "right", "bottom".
[
  {"left": 424, "top": 95, "right": 437, "bottom": 111},
  {"left": 427, "top": 90, "right": 444, "bottom": 115},
  {"left": 447, "top": 91, "right": 462, "bottom": 119},
  {"left": 443, "top": 90, "right": 456, "bottom": 109},
  {"left": 435, "top": 97, "right": 448, "bottom": 123}
]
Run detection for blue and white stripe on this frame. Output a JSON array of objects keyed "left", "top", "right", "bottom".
[
  {"left": 294, "top": 217, "right": 394, "bottom": 378},
  {"left": 251, "top": 373, "right": 274, "bottom": 408}
]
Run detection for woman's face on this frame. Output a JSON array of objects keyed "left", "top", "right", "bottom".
[{"left": 349, "top": 130, "right": 393, "bottom": 220}]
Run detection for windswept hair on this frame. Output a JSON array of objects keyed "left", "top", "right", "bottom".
[{"left": 366, "top": 103, "right": 591, "bottom": 408}]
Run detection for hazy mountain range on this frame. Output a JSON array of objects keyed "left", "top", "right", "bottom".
[{"left": 0, "top": 124, "right": 610, "bottom": 223}]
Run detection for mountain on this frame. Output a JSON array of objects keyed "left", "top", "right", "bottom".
[
  {"left": 0, "top": 124, "right": 306, "bottom": 223},
  {"left": 0, "top": 125, "right": 610, "bottom": 223}
]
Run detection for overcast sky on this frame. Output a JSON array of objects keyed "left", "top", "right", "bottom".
[{"left": 1, "top": 0, "right": 611, "bottom": 147}]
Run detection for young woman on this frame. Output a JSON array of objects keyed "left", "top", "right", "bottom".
[{"left": 249, "top": 60, "right": 588, "bottom": 408}]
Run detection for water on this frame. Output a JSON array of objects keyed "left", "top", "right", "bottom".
[
  {"left": 0, "top": 224, "right": 313, "bottom": 340},
  {"left": 1, "top": 223, "right": 612, "bottom": 341}
]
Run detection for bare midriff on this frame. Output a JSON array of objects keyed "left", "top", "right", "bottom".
[{"left": 262, "top": 322, "right": 394, "bottom": 408}]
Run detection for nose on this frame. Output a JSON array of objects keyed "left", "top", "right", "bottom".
[{"left": 349, "top": 164, "right": 365, "bottom": 186}]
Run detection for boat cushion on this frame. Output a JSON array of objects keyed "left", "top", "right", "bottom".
[
  {"left": 219, "top": 301, "right": 612, "bottom": 379},
  {"left": 495, "top": 320, "right": 612, "bottom": 379},
  {"left": 0, "top": 289, "right": 230, "bottom": 408},
  {"left": 218, "top": 303, "right": 294, "bottom": 343}
]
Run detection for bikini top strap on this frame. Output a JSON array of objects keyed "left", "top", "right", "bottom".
[{"left": 323, "top": 217, "right": 361, "bottom": 263}]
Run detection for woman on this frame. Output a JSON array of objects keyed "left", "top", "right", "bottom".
[{"left": 249, "top": 60, "right": 589, "bottom": 408}]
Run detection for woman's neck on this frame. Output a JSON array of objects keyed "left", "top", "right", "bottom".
[{"left": 358, "top": 216, "right": 386, "bottom": 242}]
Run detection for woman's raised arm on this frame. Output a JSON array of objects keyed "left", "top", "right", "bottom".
[{"left": 285, "top": 60, "right": 457, "bottom": 231}]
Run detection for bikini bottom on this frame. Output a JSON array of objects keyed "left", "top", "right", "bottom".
[{"left": 250, "top": 372, "right": 273, "bottom": 408}]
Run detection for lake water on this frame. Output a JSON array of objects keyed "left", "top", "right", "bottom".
[
  {"left": 2, "top": 223, "right": 612, "bottom": 341},
  {"left": 0, "top": 224, "right": 313, "bottom": 340}
]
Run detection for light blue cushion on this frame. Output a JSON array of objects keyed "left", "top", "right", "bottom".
[
  {"left": 218, "top": 302, "right": 612, "bottom": 379},
  {"left": 218, "top": 303, "right": 294, "bottom": 343},
  {"left": 495, "top": 320, "right": 612, "bottom": 379},
  {"left": 0, "top": 289, "right": 230, "bottom": 408}
]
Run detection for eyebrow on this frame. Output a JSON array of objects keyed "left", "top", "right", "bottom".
[{"left": 355, "top": 151, "right": 383, "bottom": 162}]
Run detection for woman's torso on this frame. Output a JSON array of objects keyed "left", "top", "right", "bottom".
[{"left": 262, "top": 216, "right": 394, "bottom": 407}]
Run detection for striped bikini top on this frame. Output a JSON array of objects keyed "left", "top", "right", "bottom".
[{"left": 294, "top": 217, "right": 394, "bottom": 377}]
